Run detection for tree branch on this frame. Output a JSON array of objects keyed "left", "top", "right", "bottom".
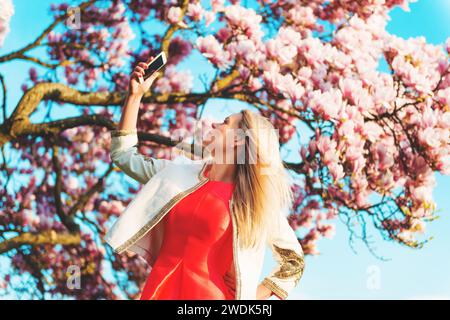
[
  {"left": 0, "top": 231, "right": 81, "bottom": 254},
  {"left": 67, "top": 164, "right": 114, "bottom": 217},
  {"left": 51, "top": 142, "right": 79, "bottom": 233}
]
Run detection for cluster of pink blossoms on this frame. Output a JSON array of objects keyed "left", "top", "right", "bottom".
[
  {"left": 47, "top": 2, "right": 135, "bottom": 88},
  {"left": 0, "top": 0, "right": 14, "bottom": 47}
]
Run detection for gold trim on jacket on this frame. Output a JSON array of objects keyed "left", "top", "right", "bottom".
[
  {"left": 229, "top": 198, "right": 241, "bottom": 300},
  {"left": 272, "top": 244, "right": 305, "bottom": 286}
]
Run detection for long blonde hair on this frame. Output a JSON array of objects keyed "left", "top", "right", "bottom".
[{"left": 232, "top": 109, "right": 294, "bottom": 250}]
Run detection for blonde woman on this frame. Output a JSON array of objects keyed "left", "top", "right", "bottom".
[{"left": 104, "top": 57, "right": 305, "bottom": 300}]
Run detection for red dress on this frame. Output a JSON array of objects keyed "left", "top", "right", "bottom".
[{"left": 139, "top": 166, "right": 235, "bottom": 300}]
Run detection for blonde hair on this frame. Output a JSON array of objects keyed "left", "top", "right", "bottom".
[{"left": 232, "top": 109, "right": 294, "bottom": 250}]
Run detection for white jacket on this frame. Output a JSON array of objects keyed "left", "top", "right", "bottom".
[{"left": 104, "top": 129, "right": 305, "bottom": 300}]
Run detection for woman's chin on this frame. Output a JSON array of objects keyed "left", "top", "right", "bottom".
[
  {"left": 201, "top": 141, "right": 215, "bottom": 157},
  {"left": 202, "top": 137, "right": 214, "bottom": 148}
]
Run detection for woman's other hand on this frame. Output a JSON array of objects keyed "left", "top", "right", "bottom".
[
  {"left": 223, "top": 270, "right": 273, "bottom": 299},
  {"left": 256, "top": 283, "right": 273, "bottom": 300},
  {"left": 223, "top": 270, "right": 236, "bottom": 298}
]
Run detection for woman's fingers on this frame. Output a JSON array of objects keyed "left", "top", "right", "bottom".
[
  {"left": 224, "top": 278, "right": 233, "bottom": 287},
  {"left": 130, "top": 57, "right": 160, "bottom": 89},
  {"left": 228, "top": 285, "right": 235, "bottom": 294},
  {"left": 223, "top": 272, "right": 236, "bottom": 292},
  {"left": 133, "top": 57, "right": 154, "bottom": 76},
  {"left": 131, "top": 71, "right": 143, "bottom": 83},
  {"left": 131, "top": 71, "right": 141, "bottom": 79},
  {"left": 137, "top": 62, "right": 148, "bottom": 69},
  {"left": 225, "top": 271, "right": 235, "bottom": 280},
  {"left": 135, "top": 66, "right": 145, "bottom": 76},
  {"left": 224, "top": 272, "right": 235, "bottom": 282},
  {"left": 224, "top": 276, "right": 235, "bottom": 297}
]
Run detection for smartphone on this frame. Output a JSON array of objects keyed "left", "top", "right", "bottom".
[{"left": 143, "top": 51, "right": 167, "bottom": 80}]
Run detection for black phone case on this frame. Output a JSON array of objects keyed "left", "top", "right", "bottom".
[{"left": 143, "top": 55, "right": 165, "bottom": 80}]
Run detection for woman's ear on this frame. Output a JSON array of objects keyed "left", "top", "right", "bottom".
[
  {"left": 234, "top": 129, "right": 246, "bottom": 147},
  {"left": 234, "top": 136, "right": 245, "bottom": 147}
]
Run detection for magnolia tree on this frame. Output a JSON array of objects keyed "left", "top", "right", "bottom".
[{"left": 0, "top": 0, "right": 449, "bottom": 299}]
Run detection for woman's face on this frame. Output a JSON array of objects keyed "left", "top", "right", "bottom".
[{"left": 203, "top": 112, "right": 243, "bottom": 161}]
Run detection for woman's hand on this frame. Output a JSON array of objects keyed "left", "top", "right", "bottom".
[
  {"left": 129, "top": 56, "right": 161, "bottom": 97},
  {"left": 223, "top": 271, "right": 273, "bottom": 300},
  {"left": 256, "top": 283, "right": 273, "bottom": 300},
  {"left": 223, "top": 270, "right": 236, "bottom": 298}
]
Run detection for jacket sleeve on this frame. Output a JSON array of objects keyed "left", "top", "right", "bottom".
[
  {"left": 261, "top": 210, "right": 306, "bottom": 300},
  {"left": 110, "top": 129, "right": 173, "bottom": 184}
]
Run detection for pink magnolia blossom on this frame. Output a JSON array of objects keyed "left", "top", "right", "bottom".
[
  {"left": 196, "top": 35, "right": 232, "bottom": 70},
  {"left": 0, "top": 0, "right": 14, "bottom": 47},
  {"left": 224, "top": 4, "right": 263, "bottom": 41},
  {"left": 204, "top": 10, "right": 216, "bottom": 26},
  {"left": 373, "top": 142, "right": 395, "bottom": 170},
  {"left": 154, "top": 65, "right": 193, "bottom": 94},
  {"left": 266, "top": 38, "right": 297, "bottom": 66},
  {"left": 186, "top": 2, "right": 204, "bottom": 22},
  {"left": 167, "top": 6, "right": 182, "bottom": 24},
  {"left": 286, "top": 5, "right": 317, "bottom": 29},
  {"left": 418, "top": 127, "right": 441, "bottom": 149},
  {"left": 248, "top": 76, "right": 263, "bottom": 91},
  {"left": 409, "top": 185, "right": 434, "bottom": 207},
  {"left": 211, "top": 0, "right": 225, "bottom": 13},
  {"left": 307, "top": 89, "right": 343, "bottom": 120},
  {"left": 278, "top": 73, "right": 305, "bottom": 103},
  {"left": 363, "top": 121, "right": 384, "bottom": 142},
  {"left": 298, "top": 37, "right": 325, "bottom": 68},
  {"left": 437, "top": 88, "right": 450, "bottom": 107},
  {"left": 227, "top": 38, "right": 265, "bottom": 66},
  {"left": 262, "top": 65, "right": 283, "bottom": 94}
]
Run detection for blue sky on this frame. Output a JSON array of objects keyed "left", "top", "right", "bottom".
[{"left": 0, "top": 0, "right": 449, "bottom": 299}]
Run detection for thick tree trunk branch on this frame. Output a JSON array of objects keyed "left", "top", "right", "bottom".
[
  {"left": 0, "top": 81, "right": 304, "bottom": 146},
  {"left": 0, "top": 79, "right": 307, "bottom": 172},
  {"left": 0, "top": 231, "right": 81, "bottom": 254}
]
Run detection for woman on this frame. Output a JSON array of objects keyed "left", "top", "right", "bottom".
[{"left": 104, "top": 57, "right": 305, "bottom": 300}]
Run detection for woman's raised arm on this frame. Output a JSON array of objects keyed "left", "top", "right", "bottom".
[
  {"left": 110, "top": 57, "right": 171, "bottom": 184},
  {"left": 117, "top": 56, "right": 160, "bottom": 132}
]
